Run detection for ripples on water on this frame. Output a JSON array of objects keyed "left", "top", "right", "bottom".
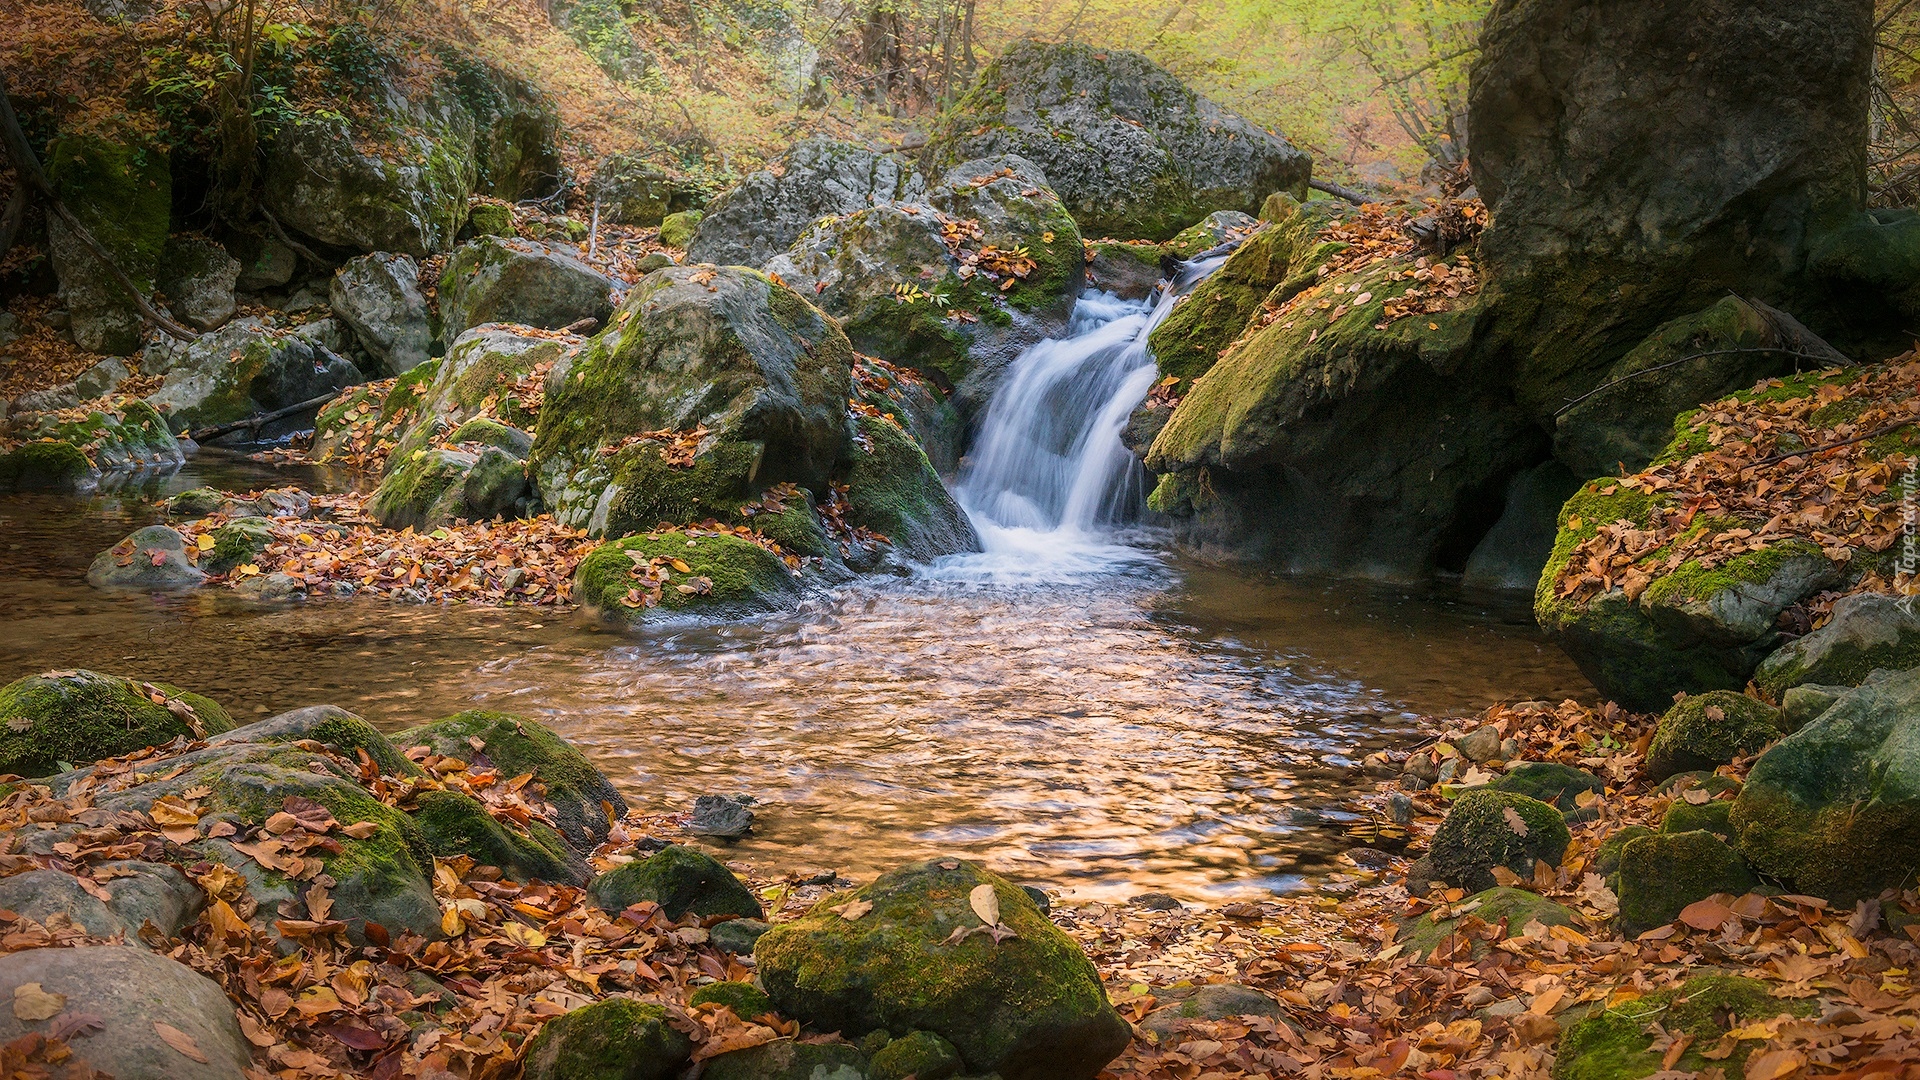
[{"left": 0, "top": 454, "right": 1590, "bottom": 901}]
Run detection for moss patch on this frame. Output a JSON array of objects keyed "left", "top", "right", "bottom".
[
  {"left": 588, "top": 844, "right": 762, "bottom": 920},
  {"left": 0, "top": 670, "right": 234, "bottom": 777},
  {"left": 1428, "top": 790, "right": 1572, "bottom": 892},
  {"left": 1554, "top": 975, "right": 1813, "bottom": 1080},
  {"left": 411, "top": 789, "right": 581, "bottom": 883},
  {"left": 1615, "top": 831, "right": 1757, "bottom": 934},
  {"left": 1395, "top": 886, "right": 1577, "bottom": 961},
  {"left": 687, "top": 981, "right": 772, "bottom": 1019},
  {"left": 522, "top": 998, "right": 692, "bottom": 1080},
  {"left": 1645, "top": 691, "right": 1782, "bottom": 781},
  {"left": 573, "top": 528, "right": 800, "bottom": 625},
  {"left": 394, "top": 710, "right": 624, "bottom": 851}
]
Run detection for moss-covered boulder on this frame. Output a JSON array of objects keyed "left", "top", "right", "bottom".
[
  {"left": 688, "top": 137, "right": 926, "bottom": 267},
  {"left": 412, "top": 789, "right": 586, "bottom": 884},
  {"left": 1146, "top": 207, "right": 1312, "bottom": 387},
  {"left": 1084, "top": 239, "right": 1165, "bottom": 300},
  {"left": 0, "top": 399, "right": 183, "bottom": 491},
  {"left": 522, "top": 998, "right": 692, "bottom": 1080},
  {"left": 765, "top": 155, "right": 1083, "bottom": 396},
  {"left": 574, "top": 529, "right": 803, "bottom": 625},
  {"left": 1484, "top": 762, "right": 1605, "bottom": 812},
  {"left": 1553, "top": 975, "right": 1812, "bottom": 1080},
  {"left": 1614, "top": 831, "right": 1757, "bottom": 935},
  {"left": 688, "top": 980, "right": 772, "bottom": 1019},
  {"left": 1645, "top": 691, "right": 1783, "bottom": 781},
  {"left": 587, "top": 844, "right": 761, "bottom": 920},
  {"left": 143, "top": 318, "right": 364, "bottom": 437},
  {"left": 529, "top": 265, "right": 853, "bottom": 537},
  {"left": 924, "top": 41, "right": 1311, "bottom": 240},
  {"left": 87, "top": 524, "right": 208, "bottom": 590},
  {"left": 394, "top": 710, "right": 626, "bottom": 851},
  {"left": 843, "top": 415, "right": 979, "bottom": 561},
  {"left": 46, "top": 135, "right": 171, "bottom": 355},
  {"left": 1428, "top": 790, "right": 1572, "bottom": 892},
  {"left": 370, "top": 445, "right": 531, "bottom": 530},
  {"left": 1590, "top": 825, "right": 1655, "bottom": 878},
  {"left": 852, "top": 354, "right": 964, "bottom": 473},
  {"left": 1163, "top": 210, "right": 1260, "bottom": 260},
  {"left": 870, "top": 1031, "right": 962, "bottom": 1080},
  {"left": 1731, "top": 666, "right": 1920, "bottom": 902},
  {"left": 754, "top": 859, "right": 1130, "bottom": 1080},
  {"left": 702, "top": 1041, "right": 871, "bottom": 1080},
  {"left": 658, "top": 209, "right": 703, "bottom": 248},
  {"left": 1660, "top": 796, "right": 1735, "bottom": 839},
  {"left": 386, "top": 326, "right": 563, "bottom": 462},
  {"left": 198, "top": 517, "right": 274, "bottom": 575},
  {"left": 1138, "top": 983, "right": 1291, "bottom": 1041},
  {"left": 207, "top": 705, "right": 419, "bottom": 777},
  {"left": 438, "top": 236, "right": 616, "bottom": 340},
  {"left": 0, "top": 669, "right": 232, "bottom": 776},
  {"left": 1756, "top": 592, "right": 1920, "bottom": 699},
  {"left": 1394, "top": 886, "right": 1578, "bottom": 961}
]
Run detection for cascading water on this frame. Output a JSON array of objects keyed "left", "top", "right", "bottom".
[{"left": 953, "top": 255, "right": 1228, "bottom": 563}]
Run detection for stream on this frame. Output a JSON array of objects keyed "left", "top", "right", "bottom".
[{"left": 0, "top": 266, "right": 1592, "bottom": 903}]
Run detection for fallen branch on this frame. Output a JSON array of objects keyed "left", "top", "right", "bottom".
[
  {"left": 1309, "top": 178, "right": 1370, "bottom": 206},
  {"left": 187, "top": 391, "right": 340, "bottom": 443},
  {"left": 0, "top": 69, "right": 196, "bottom": 342},
  {"left": 1554, "top": 347, "right": 1850, "bottom": 418},
  {"left": 1749, "top": 416, "right": 1920, "bottom": 468}
]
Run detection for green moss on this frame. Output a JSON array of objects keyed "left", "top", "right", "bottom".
[
  {"left": 1485, "top": 763, "right": 1605, "bottom": 812},
  {"left": 658, "top": 210, "right": 703, "bottom": 248},
  {"left": 1638, "top": 539, "right": 1832, "bottom": 620},
  {"left": 202, "top": 518, "right": 274, "bottom": 575},
  {"left": 688, "top": 981, "right": 772, "bottom": 1019},
  {"left": 0, "top": 441, "right": 92, "bottom": 491},
  {"left": 1428, "top": 790, "right": 1572, "bottom": 892},
  {"left": 1660, "top": 797, "right": 1735, "bottom": 839},
  {"left": 588, "top": 845, "right": 762, "bottom": 919},
  {"left": 235, "top": 707, "right": 422, "bottom": 777},
  {"left": 594, "top": 443, "right": 762, "bottom": 538},
  {"left": 167, "top": 487, "right": 226, "bottom": 516},
  {"left": 870, "top": 1030, "right": 963, "bottom": 1080},
  {"left": 844, "top": 414, "right": 966, "bottom": 554},
  {"left": 1615, "top": 831, "right": 1757, "bottom": 934},
  {"left": 47, "top": 135, "right": 170, "bottom": 290},
  {"left": 1148, "top": 225, "right": 1296, "bottom": 386},
  {"left": 1533, "top": 481, "right": 1668, "bottom": 629},
  {"left": 468, "top": 202, "right": 515, "bottom": 237},
  {"left": 0, "top": 670, "right": 234, "bottom": 777},
  {"left": 370, "top": 448, "right": 471, "bottom": 531},
  {"left": 1394, "top": 886, "right": 1577, "bottom": 961},
  {"left": 394, "top": 709, "right": 620, "bottom": 850},
  {"left": 1645, "top": 691, "right": 1782, "bottom": 781},
  {"left": 523, "top": 998, "right": 692, "bottom": 1080},
  {"left": 1653, "top": 771, "right": 1743, "bottom": 798},
  {"left": 1554, "top": 976, "right": 1812, "bottom": 1080},
  {"left": 1590, "top": 826, "right": 1654, "bottom": 879},
  {"left": 574, "top": 528, "right": 798, "bottom": 624},
  {"left": 445, "top": 417, "right": 529, "bottom": 453},
  {"left": 411, "top": 789, "right": 579, "bottom": 883},
  {"left": 745, "top": 497, "right": 829, "bottom": 558}
]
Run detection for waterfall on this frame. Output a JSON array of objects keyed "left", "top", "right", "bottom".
[{"left": 954, "top": 256, "right": 1228, "bottom": 559}]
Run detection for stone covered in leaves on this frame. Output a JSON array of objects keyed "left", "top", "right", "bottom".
[
  {"left": 1427, "top": 790, "right": 1571, "bottom": 893},
  {"left": 0, "top": 398, "right": 182, "bottom": 492},
  {"left": 1393, "top": 887, "right": 1577, "bottom": 962},
  {"left": 754, "top": 858, "right": 1131, "bottom": 1080},
  {"left": 1483, "top": 762, "right": 1604, "bottom": 812},
  {"left": 393, "top": 710, "right": 626, "bottom": 852},
  {"left": 521, "top": 997, "right": 692, "bottom": 1080},
  {"left": 0, "top": 669, "right": 233, "bottom": 778},
  {"left": 1614, "top": 830, "right": 1757, "bottom": 935},
  {"left": 1644, "top": 691, "right": 1783, "bottom": 781},
  {"left": 87, "top": 524, "right": 207, "bottom": 590},
  {"left": 574, "top": 528, "right": 803, "bottom": 625},
  {"left": 587, "top": 844, "right": 762, "bottom": 920},
  {"left": 142, "top": 318, "right": 364, "bottom": 437},
  {"left": 687, "top": 980, "right": 773, "bottom": 1019},
  {"left": 1552, "top": 975, "right": 1810, "bottom": 1080},
  {"left": 1732, "top": 666, "right": 1920, "bottom": 902}
]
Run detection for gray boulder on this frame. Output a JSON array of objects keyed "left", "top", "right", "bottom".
[
  {"left": 0, "top": 865, "right": 202, "bottom": 940},
  {"left": 385, "top": 325, "right": 569, "bottom": 460},
  {"left": 143, "top": 319, "right": 363, "bottom": 437},
  {"left": 587, "top": 152, "right": 699, "bottom": 226},
  {"left": 370, "top": 445, "right": 532, "bottom": 530},
  {"left": 439, "top": 236, "right": 617, "bottom": 340},
  {"left": 87, "top": 524, "right": 206, "bottom": 590},
  {"left": 926, "top": 42, "right": 1311, "bottom": 240},
  {"left": 330, "top": 253, "right": 434, "bottom": 374},
  {"left": 1756, "top": 592, "right": 1920, "bottom": 699},
  {"left": 688, "top": 137, "right": 927, "bottom": 267},
  {"left": 158, "top": 236, "right": 241, "bottom": 331},
  {"left": 0, "top": 946, "right": 253, "bottom": 1080},
  {"left": 46, "top": 136, "right": 171, "bottom": 355},
  {"left": 231, "top": 234, "right": 298, "bottom": 291}
]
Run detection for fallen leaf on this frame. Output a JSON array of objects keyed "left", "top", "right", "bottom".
[
  {"left": 1503, "top": 807, "right": 1530, "bottom": 837},
  {"left": 830, "top": 899, "right": 873, "bottom": 921},
  {"left": 154, "top": 1021, "right": 209, "bottom": 1063},
  {"left": 12, "top": 983, "right": 65, "bottom": 1022},
  {"left": 970, "top": 883, "right": 1001, "bottom": 927}
]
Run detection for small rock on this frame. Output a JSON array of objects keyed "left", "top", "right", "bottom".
[
  {"left": 158, "top": 236, "right": 241, "bottom": 331},
  {"left": 709, "top": 917, "right": 769, "bottom": 955},
  {"left": 522, "top": 997, "right": 692, "bottom": 1080},
  {"left": 587, "top": 845, "right": 763, "bottom": 920},
  {"left": 1129, "top": 891, "right": 1183, "bottom": 911},
  {"left": 87, "top": 525, "right": 206, "bottom": 590},
  {"left": 1428, "top": 790, "right": 1571, "bottom": 892},
  {"left": 1455, "top": 726, "right": 1503, "bottom": 763},
  {"left": 1021, "top": 884, "right": 1052, "bottom": 914},
  {"left": 687, "top": 793, "right": 756, "bottom": 839},
  {"left": 1388, "top": 793, "right": 1415, "bottom": 824},
  {"left": 1141, "top": 984, "right": 1291, "bottom": 1040}
]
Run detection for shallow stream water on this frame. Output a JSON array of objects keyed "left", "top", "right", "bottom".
[{"left": 0, "top": 277, "right": 1592, "bottom": 903}]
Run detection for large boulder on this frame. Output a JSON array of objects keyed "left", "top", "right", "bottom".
[
  {"left": 0, "top": 398, "right": 182, "bottom": 492},
  {"left": 438, "top": 236, "right": 617, "bottom": 340},
  {"left": 842, "top": 414, "right": 979, "bottom": 561},
  {"left": 1644, "top": 691, "right": 1783, "bottom": 781},
  {"left": 393, "top": 710, "right": 627, "bottom": 851},
  {"left": 386, "top": 325, "right": 566, "bottom": 461},
  {"left": 1755, "top": 592, "right": 1920, "bottom": 699},
  {"left": 754, "top": 859, "right": 1131, "bottom": 1080},
  {"left": 330, "top": 252, "right": 434, "bottom": 375},
  {"left": 142, "top": 319, "right": 363, "bottom": 437},
  {"left": 45, "top": 135, "right": 171, "bottom": 355},
  {"left": 1731, "top": 666, "right": 1920, "bottom": 902},
  {"left": 0, "top": 668, "right": 232, "bottom": 777},
  {"left": 1469, "top": 0, "right": 1875, "bottom": 424},
  {"left": 158, "top": 235, "right": 241, "bottom": 331},
  {"left": 688, "top": 137, "right": 927, "bottom": 267},
  {"left": 0, "top": 946, "right": 253, "bottom": 1080},
  {"left": 765, "top": 155, "right": 1083, "bottom": 399},
  {"left": 528, "top": 265, "right": 853, "bottom": 538},
  {"left": 1613, "top": 830, "right": 1757, "bottom": 934},
  {"left": 925, "top": 42, "right": 1311, "bottom": 241}
]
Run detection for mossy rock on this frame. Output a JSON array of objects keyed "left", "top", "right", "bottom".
[
  {"left": 0, "top": 400, "right": 181, "bottom": 490},
  {"left": 844, "top": 414, "right": 979, "bottom": 561},
  {"left": 870, "top": 1031, "right": 963, "bottom": 1080},
  {"left": 1615, "top": 831, "right": 1757, "bottom": 935},
  {"left": 1553, "top": 975, "right": 1813, "bottom": 1080},
  {"left": 393, "top": 710, "right": 625, "bottom": 852},
  {"left": 574, "top": 529, "right": 802, "bottom": 626},
  {"left": 208, "top": 705, "right": 420, "bottom": 778},
  {"left": 1652, "top": 771, "right": 1743, "bottom": 799},
  {"left": 587, "top": 844, "right": 761, "bottom": 920},
  {"left": 200, "top": 518, "right": 274, "bottom": 575},
  {"left": 445, "top": 417, "right": 533, "bottom": 456},
  {"left": 1645, "top": 692, "right": 1783, "bottom": 781},
  {"left": 688, "top": 981, "right": 772, "bottom": 1019},
  {"left": 702, "top": 1041, "right": 871, "bottom": 1080},
  {"left": 522, "top": 998, "right": 692, "bottom": 1080},
  {"left": 371, "top": 446, "right": 529, "bottom": 531},
  {"left": 1755, "top": 593, "right": 1920, "bottom": 700},
  {"left": 1590, "top": 826, "right": 1655, "bottom": 879},
  {"left": 0, "top": 670, "right": 234, "bottom": 777},
  {"left": 658, "top": 210, "right": 703, "bottom": 248},
  {"left": 167, "top": 487, "right": 226, "bottom": 517},
  {"left": 468, "top": 202, "right": 515, "bottom": 237},
  {"left": 46, "top": 136, "right": 171, "bottom": 354},
  {"left": 754, "top": 859, "right": 1130, "bottom": 1080},
  {"left": 1138, "top": 983, "right": 1291, "bottom": 1040},
  {"left": 1660, "top": 797, "right": 1735, "bottom": 839},
  {"left": 1146, "top": 206, "right": 1317, "bottom": 386},
  {"left": 1731, "top": 666, "right": 1920, "bottom": 902},
  {"left": 1428, "top": 790, "right": 1572, "bottom": 892},
  {"left": 410, "top": 789, "right": 585, "bottom": 884},
  {"left": 1395, "top": 886, "right": 1578, "bottom": 961},
  {"left": 1485, "top": 762, "right": 1605, "bottom": 812},
  {"left": 0, "top": 441, "right": 94, "bottom": 492}
]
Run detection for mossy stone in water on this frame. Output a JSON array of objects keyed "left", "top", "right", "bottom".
[
  {"left": 0, "top": 440, "right": 92, "bottom": 491},
  {"left": 754, "top": 858, "right": 1130, "bottom": 1080},
  {"left": 573, "top": 528, "right": 801, "bottom": 626},
  {"left": 1394, "top": 886, "right": 1577, "bottom": 961},
  {"left": 1615, "top": 831, "right": 1757, "bottom": 935},
  {"left": 870, "top": 1030, "right": 963, "bottom": 1080},
  {"left": 411, "top": 789, "right": 585, "bottom": 884},
  {"left": 201, "top": 517, "right": 274, "bottom": 575},
  {"left": 522, "top": 998, "right": 692, "bottom": 1080},
  {"left": 1485, "top": 762, "right": 1605, "bottom": 812},
  {"left": 394, "top": 710, "right": 626, "bottom": 852},
  {"left": 843, "top": 414, "right": 979, "bottom": 561},
  {"left": 588, "top": 845, "right": 762, "bottom": 920},
  {"left": 1428, "top": 790, "right": 1572, "bottom": 892},
  {"left": 1553, "top": 975, "right": 1812, "bottom": 1080},
  {"left": 688, "top": 980, "right": 772, "bottom": 1019},
  {"left": 0, "top": 670, "right": 233, "bottom": 777},
  {"left": 1645, "top": 691, "right": 1782, "bottom": 781}
]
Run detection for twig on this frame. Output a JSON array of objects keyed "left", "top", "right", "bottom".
[
  {"left": 1310, "top": 178, "right": 1369, "bottom": 206},
  {"left": 587, "top": 197, "right": 600, "bottom": 262},
  {"left": 187, "top": 390, "right": 341, "bottom": 443},
  {"left": 1554, "top": 348, "right": 1850, "bottom": 418},
  {"left": 1749, "top": 418, "right": 1920, "bottom": 468}
]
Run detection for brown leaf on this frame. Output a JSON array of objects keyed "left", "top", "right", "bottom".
[
  {"left": 830, "top": 899, "right": 873, "bottom": 921},
  {"left": 153, "top": 1021, "right": 209, "bottom": 1063},
  {"left": 12, "top": 984, "right": 65, "bottom": 1021},
  {"left": 1503, "top": 806, "right": 1530, "bottom": 837},
  {"left": 969, "top": 883, "right": 1001, "bottom": 926},
  {"left": 1678, "top": 897, "right": 1734, "bottom": 931}
]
